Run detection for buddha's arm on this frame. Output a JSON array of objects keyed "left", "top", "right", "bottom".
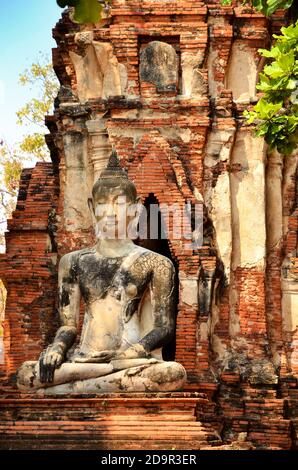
[
  {"left": 39, "top": 253, "right": 80, "bottom": 383},
  {"left": 119, "top": 256, "right": 175, "bottom": 359}
]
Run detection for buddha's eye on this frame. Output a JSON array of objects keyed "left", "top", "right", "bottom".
[
  {"left": 115, "top": 196, "right": 127, "bottom": 205},
  {"left": 95, "top": 203, "right": 108, "bottom": 217}
]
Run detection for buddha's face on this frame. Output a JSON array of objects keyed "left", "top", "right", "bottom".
[{"left": 89, "top": 184, "right": 139, "bottom": 240}]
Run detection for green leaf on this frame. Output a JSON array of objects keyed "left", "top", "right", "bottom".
[
  {"left": 270, "top": 123, "right": 284, "bottom": 134},
  {"left": 255, "top": 123, "right": 269, "bottom": 137},
  {"left": 286, "top": 78, "right": 298, "bottom": 90},
  {"left": 279, "top": 21, "right": 298, "bottom": 41},
  {"left": 252, "top": 0, "right": 268, "bottom": 13},
  {"left": 254, "top": 98, "right": 283, "bottom": 120},
  {"left": 258, "top": 47, "right": 281, "bottom": 59},
  {"left": 251, "top": 0, "right": 293, "bottom": 15},
  {"left": 73, "top": 0, "right": 103, "bottom": 24},
  {"left": 3, "top": 159, "right": 22, "bottom": 193},
  {"left": 244, "top": 110, "right": 258, "bottom": 124},
  {"left": 262, "top": 0, "right": 294, "bottom": 16},
  {"left": 19, "top": 134, "right": 48, "bottom": 160},
  {"left": 265, "top": 76, "right": 291, "bottom": 92},
  {"left": 278, "top": 51, "right": 295, "bottom": 74},
  {"left": 222, "top": 0, "right": 294, "bottom": 17},
  {"left": 56, "top": 0, "right": 105, "bottom": 23},
  {"left": 57, "top": 0, "right": 68, "bottom": 7},
  {"left": 264, "top": 51, "right": 295, "bottom": 78},
  {"left": 220, "top": 0, "right": 232, "bottom": 5},
  {"left": 266, "top": 0, "right": 284, "bottom": 16},
  {"left": 57, "top": 0, "right": 78, "bottom": 7},
  {"left": 256, "top": 73, "right": 272, "bottom": 92}
]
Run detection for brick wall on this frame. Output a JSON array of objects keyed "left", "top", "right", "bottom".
[{"left": 0, "top": 164, "right": 59, "bottom": 375}]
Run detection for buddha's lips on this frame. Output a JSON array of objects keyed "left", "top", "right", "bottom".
[{"left": 97, "top": 219, "right": 119, "bottom": 227}]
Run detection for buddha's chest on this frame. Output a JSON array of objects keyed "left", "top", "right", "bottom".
[{"left": 77, "top": 255, "right": 148, "bottom": 304}]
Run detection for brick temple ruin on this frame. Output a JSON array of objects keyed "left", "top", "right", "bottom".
[{"left": 0, "top": 0, "right": 297, "bottom": 450}]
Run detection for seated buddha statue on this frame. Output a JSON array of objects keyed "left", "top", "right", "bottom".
[{"left": 17, "top": 151, "right": 186, "bottom": 394}]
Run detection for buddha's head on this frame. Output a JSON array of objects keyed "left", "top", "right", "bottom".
[{"left": 88, "top": 150, "right": 140, "bottom": 240}]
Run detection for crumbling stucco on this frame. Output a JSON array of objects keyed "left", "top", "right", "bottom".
[
  {"left": 230, "top": 131, "right": 266, "bottom": 270},
  {"left": 225, "top": 41, "right": 258, "bottom": 103}
]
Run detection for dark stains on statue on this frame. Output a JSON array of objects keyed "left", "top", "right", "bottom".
[
  {"left": 61, "top": 251, "right": 149, "bottom": 306},
  {"left": 60, "top": 286, "right": 71, "bottom": 308},
  {"left": 123, "top": 297, "right": 142, "bottom": 323},
  {"left": 78, "top": 254, "right": 125, "bottom": 303},
  {"left": 59, "top": 248, "right": 176, "bottom": 354},
  {"left": 140, "top": 326, "right": 173, "bottom": 354}
]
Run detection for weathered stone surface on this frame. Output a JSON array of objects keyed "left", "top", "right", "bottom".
[
  {"left": 181, "top": 52, "right": 207, "bottom": 97},
  {"left": 62, "top": 130, "right": 92, "bottom": 235},
  {"left": 70, "top": 40, "right": 125, "bottom": 102},
  {"left": 179, "top": 275, "right": 198, "bottom": 306},
  {"left": 226, "top": 41, "right": 259, "bottom": 103},
  {"left": 140, "top": 41, "right": 178, "bottom": 92},
  {"left": 205, "top": 128, "right": 236, "bottom": 283},
  {"left": 230, "top": 131, "right": 266, "bottom": 270}
]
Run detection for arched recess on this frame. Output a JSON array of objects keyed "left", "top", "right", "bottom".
[
  {"left": 126, "top": 130, "right": 196, "bottom": 259},
  {"left": 137, "top": 193, "right": 179, "bottom": 361}
]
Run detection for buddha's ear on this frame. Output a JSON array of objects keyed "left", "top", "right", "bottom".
[
  {"left": 134, "top": 196, "right": 143, "bottom": 218},
  {"left": 88, "top": 198, "right": 96, "bottom": 223},
  {"left": 127, "top": 197, "right": 143, "bottom": 240}
]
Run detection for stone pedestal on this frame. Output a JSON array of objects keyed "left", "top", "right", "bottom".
[{"left": 0, "top": 392, "right": 221, "bottom": 450}]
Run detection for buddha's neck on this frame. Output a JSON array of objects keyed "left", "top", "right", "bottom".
[{"left": 96, "top": 238, "right": 135, "bottom": 258}]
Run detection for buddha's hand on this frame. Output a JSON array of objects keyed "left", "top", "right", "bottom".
[
  {"left": 115, "top": 344, "right": 149, "bottom": 360},
  {"left": 39, "top": 344, "right": 64, "bottom": 384},
  {"left": 74, "top": 350, "right": 117, "bottom": 363}
]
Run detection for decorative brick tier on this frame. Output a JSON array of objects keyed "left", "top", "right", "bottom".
[
  {"left": 0, "top": 384, "right": 297, "bottom": 450},
  {"left": 0, "top": 393, "right": 221, "bottom": 450}
]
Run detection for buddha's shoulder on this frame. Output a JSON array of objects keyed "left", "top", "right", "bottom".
[
  {"left": 134, "top": 247, "right": 175, "bottom": 273},
  {"left": 59, "top": 247, "right": 96, "bottom": 267}
]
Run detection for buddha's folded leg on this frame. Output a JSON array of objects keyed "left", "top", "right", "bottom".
[
  {"left": 16, "top": 360, "right": 114, "bottom": 390},
  {"left": 41, "top": 361, "right": 186, "bottom": 395}
]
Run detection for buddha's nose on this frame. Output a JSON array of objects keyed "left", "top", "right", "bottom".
[{"left": 106, "top": 203, "right": 117, "bottom": 217}]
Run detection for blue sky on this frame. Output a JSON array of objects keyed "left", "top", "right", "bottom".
[{"left": 0, "top": 1, "right": 62, "bottom": 147}]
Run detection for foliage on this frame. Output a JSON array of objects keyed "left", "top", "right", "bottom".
[
  {"left": 0, "top": 142, "right": 23, "bottom": 250},
  {"left": 0, "top": 144, "right": 23, "bottom": 196},
  {"left": 16, "top": 58, "right": 59, "bottom": 161},
  {"left": 56, "top": 0, "right": 111, "bottom": 24},
  {"left": 244, "top": 22, "right": 298, "bottom": 154},
  {"left": 220, "top": 3, "right": 297, "bottom": 154},
  {"left": 0, "top": 56, "right": 58, "bottom": 252},
  {"left": 221, "top": 0, "right": 293, "bottom": 16}
]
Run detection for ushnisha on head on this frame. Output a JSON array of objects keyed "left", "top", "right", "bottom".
[
  {"left": 92, "top": 149, "right": 137, "bottom": 203},
  {"left": 88, "top": 150, "right": 140, "bottom": 239}
]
